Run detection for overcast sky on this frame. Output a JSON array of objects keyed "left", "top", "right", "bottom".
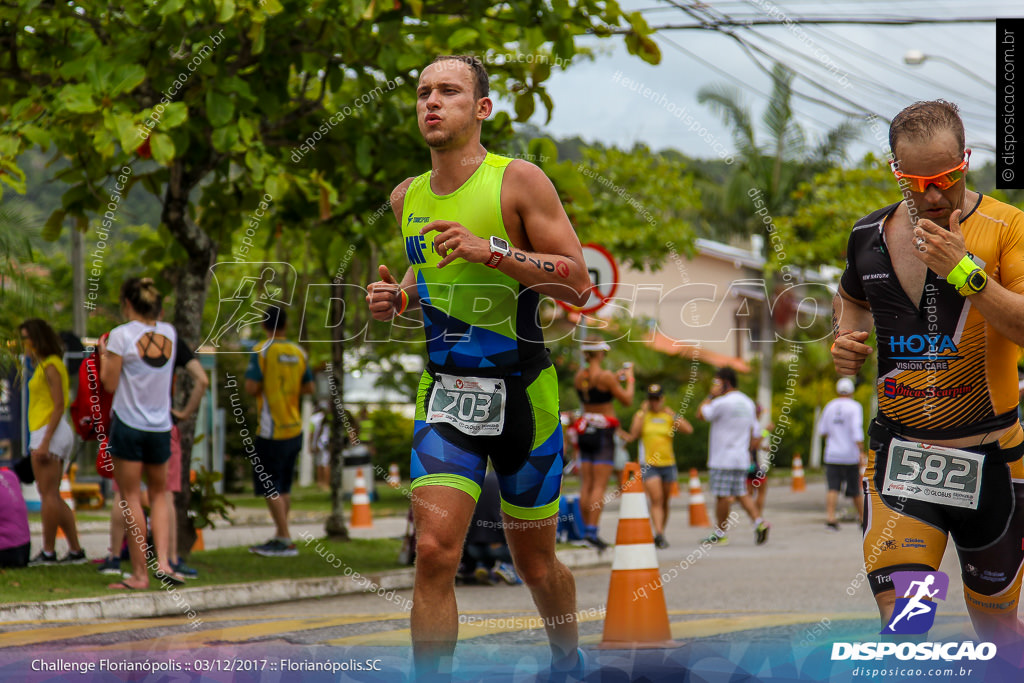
[{"left": 505, "top": 0, "right": 1018, "bottom": 168}]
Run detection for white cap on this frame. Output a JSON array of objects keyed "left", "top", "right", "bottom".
[
  {"left": 836, "top": 378, "right": 855, "bottom": 395},
  {"left": 581, "top": 340, "right": 611, "bottom": 352}
]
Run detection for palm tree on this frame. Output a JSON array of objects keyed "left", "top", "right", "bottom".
[{"left": 697, "top": 62, "right": 860, "bottom": 427}]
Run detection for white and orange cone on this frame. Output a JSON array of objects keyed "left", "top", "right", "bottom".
[
  {"left": 388, "top": 463, "right": 401, "bottom": 488},
  {"left": 350, "top": 468, "right": 373, "bottom": 528},
  {"left": 687, "top": 468, "right": 711, "bottom": 528},
  {"left": 791, "top": 454, "right": 806, "bottom": 492},
  {"left": 599, "top": 462, "right": 678, "bottom": 649}
]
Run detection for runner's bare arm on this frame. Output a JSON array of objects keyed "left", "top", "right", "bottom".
[
  {"left": 831, "top": 284, "right": 875, "bottom": 376},
  {"left": 366, "top": 179, "right": 419, "bottom": 321},
  {"left": 421, "top": 161, "right": 591, "bottom": 305}
]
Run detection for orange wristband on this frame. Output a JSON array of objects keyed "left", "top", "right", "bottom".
[{"left": 396, "top": 289, "right": 408, "bottom": 315}]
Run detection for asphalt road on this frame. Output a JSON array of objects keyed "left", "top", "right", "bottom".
[{"left": 4, "top": 480, "right": 1021, "bottom": 682}]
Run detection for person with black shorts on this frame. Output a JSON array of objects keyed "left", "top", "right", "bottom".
[
  {"left": 572, "top": 341, "right": 634, "bottom": 550},
  {"left": 833, "top": 100, "right": 1024, "bottom": 644},
  {"left": 817, "top": 378, "right": 865, "bottom": 530},
  {"left": 101, "top": 278, "right": 200, "bottom": 589},
  {"left": 245, "top": 306, "right": 314, "bottom": 558}
]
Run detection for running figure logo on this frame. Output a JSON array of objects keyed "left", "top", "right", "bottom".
[
  {"left": 883, "top": 570, "right": 949, "bottom": 634},
  {"left": 202, "top": 262, "right": 296, "bottom": 350}
]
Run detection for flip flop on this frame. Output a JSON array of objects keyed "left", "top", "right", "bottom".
[
  {"left": 154, "top": 570, "right": 186, "bottom": 586},
  {"left": 108, "top": 581, "right": 145, "bottom": 590}
]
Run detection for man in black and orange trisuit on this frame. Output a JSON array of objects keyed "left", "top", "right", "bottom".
[{"left": 833, "top": 100, "right": 1024, "bottom": 645}]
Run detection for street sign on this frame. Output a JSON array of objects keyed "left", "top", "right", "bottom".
[{"left": 558, "top": 243, "right": 619, "bottom": 315}]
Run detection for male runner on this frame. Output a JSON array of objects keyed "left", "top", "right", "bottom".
[
  {"left": 832, "top": 100, "right": 1024, "bottom": 644},
  {"left": 365, "top": 55, "right": 591, "bottom": 678}
]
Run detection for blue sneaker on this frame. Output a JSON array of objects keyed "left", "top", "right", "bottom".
[
  {"left": 171, "top": 560, "right": 198, "bottom": 579},
  {"left": 97, "top": 556, "right": 121, "bottom": 575},
  {"left": 546, "top": 648, "right": 586, "bottom": 682},
  {"left": 492, "top": 562, "right": 522, "bottom": 586}
]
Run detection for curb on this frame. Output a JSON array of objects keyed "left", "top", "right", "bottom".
[{"left": 1, "top": 547, "right": 608, "bottom": 623}]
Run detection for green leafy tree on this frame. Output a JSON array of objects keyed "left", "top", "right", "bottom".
[
  {"left": 697, "top": 62, "right": 860, "bottom": 423},
  {"left": 570, "top": 144, "right": 701, "bottom": 268},
  {"left": 1, "top": 0, "right": 660, "bottom": 550}
]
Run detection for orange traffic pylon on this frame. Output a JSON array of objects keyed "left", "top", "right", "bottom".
[
  {"left": 192, "top": 528, "right": 205, "bottom": 551},
  {"left": 388, "top": 463, "right": 401, "bottom": 488},
  {"left": 687, "top": 468, "right": 711, "bottom": 527},
  {"left": 791, "top": 454, "right": 807, "bottom": 492},
  {"left": 669, "top": 477, "right": 680, "bottom": 498},
  {"left": 599, "top": 462, "right": 678, "bottom": 649},
  {"left": 350, "top": 468, "right": 373, "bottom": 528}
]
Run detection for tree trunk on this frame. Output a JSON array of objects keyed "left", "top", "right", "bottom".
[
  {"left": 162, "top": 159, "right": 218, "bottom": 559},
  {"left": 324, "top": 277, "right": 350, "bottom": 540}
]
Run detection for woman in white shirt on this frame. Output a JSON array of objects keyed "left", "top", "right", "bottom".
[{"left": 101, "top": 277, "right": 193, "bottom": 589}]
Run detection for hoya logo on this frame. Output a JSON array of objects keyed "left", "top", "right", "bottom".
[
  {"left": 884, "top": 570, "right": 948, "bottom": 634},
  {"left": 831, "top": 641, "right": 996, "bottom": 661},
  {"left": 887, "top": 334, "right": 957, "bottom": 356}
]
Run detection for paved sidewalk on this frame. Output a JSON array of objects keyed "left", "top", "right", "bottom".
[{"left": 12, "top": 507, "right": 606, "bottom": 624}]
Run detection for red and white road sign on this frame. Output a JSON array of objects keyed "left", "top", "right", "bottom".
[{"left": 557, "top": 243, "right": 619, "bottom": 315}]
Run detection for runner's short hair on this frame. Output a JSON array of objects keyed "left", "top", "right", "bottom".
[
  {"left": 263, "top": 305, "right": 286, "bottom": 332},
  {"left": 431, "top": 55, "right": 489, "bottom": 100},
  {"left": 889, "top": 100, "right": 965, "bottom": 157}
]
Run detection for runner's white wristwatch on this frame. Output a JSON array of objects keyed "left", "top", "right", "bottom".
[{"left": 486, "top": 236, "right": 511, "bottom": 268}]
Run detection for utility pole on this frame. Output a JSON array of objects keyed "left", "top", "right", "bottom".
[{"left": 71, "top": 222, "right": 86, "bottom": 338}]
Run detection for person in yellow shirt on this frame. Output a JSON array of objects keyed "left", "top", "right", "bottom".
[
  {"left": 20, "top": 319, "right": 84, "bottom": 565},
  {"left": 245, "top": 306, "right": 314, "bottom": 557},
  {"left": 624, "top": 384, "right": 693, "bottom": 549}
]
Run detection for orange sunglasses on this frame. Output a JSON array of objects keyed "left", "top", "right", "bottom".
[{"left": 892, "top": 152, "right": 969, "bottom": 192}]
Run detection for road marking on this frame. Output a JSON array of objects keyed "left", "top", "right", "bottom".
[
  {"left": 0, "top": 618, "right": 188, "bottom": 649},
  {"left": 76, "top": 616, "right": 393, "bottom": 652}
]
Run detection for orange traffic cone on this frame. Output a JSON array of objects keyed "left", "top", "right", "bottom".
[
  {"left": 388, "top": 463, "right": 401, "bottom": 488},
  {"left": 669, "top": 478, "right": 680, "bottom": 498},
  {"left": 350, "top": 468, "right": 373, "bottom": 528},
  {"left": 687, "top": 468, "right": 711, "bottom": 527},
  {"left": 791, "top": 454, "right": 806, "bottom": 492},
  {"left": 192, "top": 528, "right": 205, "bottom": 551},
  {"left": 599, "top": 462, "right": 678, "bottom": 649}
]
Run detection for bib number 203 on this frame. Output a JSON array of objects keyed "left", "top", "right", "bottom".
[{"left": 438, "top": 391, "right": 492, "bottom": 422}]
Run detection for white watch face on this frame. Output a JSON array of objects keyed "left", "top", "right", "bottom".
[{"left": 491, "top": 237, "right": 510, "bottom": 255}]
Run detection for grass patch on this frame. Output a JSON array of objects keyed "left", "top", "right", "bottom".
[
  {"left": 0, "top": 536, "right": 404, "bottom": 605},
  {"left": 226, "top": 483, "right": 412, "bottom": 518},
  {"left": 28, "top": 511, "right": 109, "bottom": 524}
]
